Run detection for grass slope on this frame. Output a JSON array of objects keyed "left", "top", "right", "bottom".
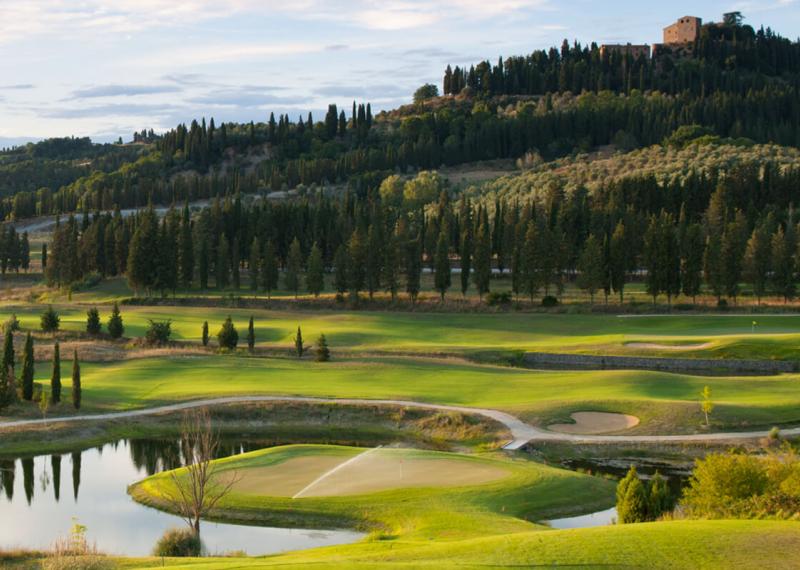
[
  {"left": 125, "top": 445, "right": 800, "bottom": 569},
  {"left": 3, "top": 303, "right": 800, "bottom": 360},
  {"left": 17, "top": 354, "right": 800, "bottom": 433}
]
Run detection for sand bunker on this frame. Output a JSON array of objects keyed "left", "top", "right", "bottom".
[
  {"left": 549, "top": 412, "right": 640, "bottom": 435},
  {"left": 227, "top": 449, "right": 509, "bottom": 498},
  {"left": 626, "top": 342, "right": 712, "bottom": 351}
]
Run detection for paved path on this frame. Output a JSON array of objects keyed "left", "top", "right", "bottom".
[{"left": 0, "top": 396, "right": 795, "bottom": 449}]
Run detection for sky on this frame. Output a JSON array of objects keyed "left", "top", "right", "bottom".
[{"left": 0, "top": 0, "right": 798, "bottom": 146}]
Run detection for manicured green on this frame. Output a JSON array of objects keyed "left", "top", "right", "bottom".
[
  {"left": 16, "top": 354, "right": 800, "bottom": 433},
  {"left": 125, "top": 445, "right": 800, "bottom": 569},
  {"left": 2, "top": 302, "right": 800, "bottom": 360}
]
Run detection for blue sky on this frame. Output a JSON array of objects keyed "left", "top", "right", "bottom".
[{"left": 1, "top": 0, "right": 798, "bottom": 145}]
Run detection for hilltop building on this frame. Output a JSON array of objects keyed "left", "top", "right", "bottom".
[
  {"left": 663, "top": 16, "right": 702, "bottom": 44},
  {"left": 599, "top": 43, "right": 651, "bottom": 59},
  {"left": 600, "top": 15, "right": 703, "bottom": 60}
]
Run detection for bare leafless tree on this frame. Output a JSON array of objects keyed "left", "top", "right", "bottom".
[{"left": 162, "top": 408, "right": 240, "bottom": 534}]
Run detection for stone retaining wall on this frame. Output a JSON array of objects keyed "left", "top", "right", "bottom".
[{"left": 523, "top": 352, "right": 796, "bottom": 374}]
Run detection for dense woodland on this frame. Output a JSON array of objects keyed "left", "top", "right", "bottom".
[
  {"left": 42, "top": 154, "right": 800, "bottom": 306},
  {"left": 1, "top": 16, "right": 799, "bottom": 222}
]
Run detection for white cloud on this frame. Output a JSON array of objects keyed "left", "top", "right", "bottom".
[{"left": 0, "top": 0, "right": 552, "bottom": 42}]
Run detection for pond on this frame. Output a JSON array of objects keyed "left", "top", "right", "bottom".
[{"left": 0, "top": 439, "right": 363, "bottom": 556}]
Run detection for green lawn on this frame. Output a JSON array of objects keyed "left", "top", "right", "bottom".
[
  {"left": 22, "top": 354, "right": 800, "bottom": 432},
  {"left": 4, "top": 302, "right": 800, "bottom": 359},
  {"left": 111, "top": 520, "right": 800, "bottom": 569},
  {"left": 130, "top": 444, "right": 614, "bottom": 550},
  {"left": 124, "top": 445, "right": 800, "bottom": 569}
]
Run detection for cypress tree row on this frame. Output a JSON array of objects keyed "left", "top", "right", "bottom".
[
  {"left": 72, "top": 350, "right": 81, "bottom": 410},
  {"left": 50, "top": 342, "right": 61, "bottom": 405},
  {"left": 21, "top": 332, "right": 34, "bottom": 401}
]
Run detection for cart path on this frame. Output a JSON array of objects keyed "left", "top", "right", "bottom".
[{"left": 0, "top": 395, "right": 795, "bottom": 449}]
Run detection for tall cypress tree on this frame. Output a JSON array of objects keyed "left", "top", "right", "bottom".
[
  {"left": 261, "top": 241, "right": 279, "bottom": 300},
  {"left": 179, "top": 204, "right": 194, "bottom": 288},
  {"left": 247, "top": 317, "right": 255, "bottom": 352},
  {"left": 21, "top": 332, "right": 33, "bottom": 401},
  {"left": 285, "top": 238, "right": 303, "bottom": 298},
  {"left": 472, "top": 219, "right": 492, "bottom": 300},
  {"left": 50, "top": 342, "right": 61, "bottom": 405},
  {"left": 1, "top": 329, "right": 14, "bottom": 378},
  {"left": 333, "top": 244, "right": 349, "bottom": 298},
  {"left": 202, "top": 321, "right": 209, "bottom": 346},
  {"left": 434, "top": 227, "right": 451, "bottom": 301},
  {"left": 249, "top": 237, "right": 260, "bottom": 292},
  {"left": 216, "top": 233, "right": 230, "bottom": 290},
  {"left": 306, "top": 243, "right": 324, "bottom": 297},
  {"left": 71, "top": 350, "right": 81, "bottom": 410}
]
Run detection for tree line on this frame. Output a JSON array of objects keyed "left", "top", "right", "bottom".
[{"left": 40, "top": 157, "right": 800, "bottom": 306}]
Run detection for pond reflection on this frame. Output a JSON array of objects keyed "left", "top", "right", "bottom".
[{"left": 0, "top": 439, "right": 362, "bottom": 556}]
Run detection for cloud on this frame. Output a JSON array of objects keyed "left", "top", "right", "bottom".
[
  {"left": 0, "top": 84, "right": 35, "bottom": 90},
  {"left": 0, "top": 0, "right": 553, "bottom": 42},
  {"left": 314, "top": 83, "right": 411, "bottom": 99},
  {"left": 189, "top": 86, "right": 308, "bottom": 107},
  {"left": 70, "top": 84, "right": 182, "bottom": 99},
  {"left": 36, "top": 102, "right": 179, "bottom": 119}
]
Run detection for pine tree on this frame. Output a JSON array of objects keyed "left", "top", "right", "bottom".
[
  {"left": 50, "top": 342, "right": 61, "bottom": 404},
  {"left": 197, "top": 235, "right": 209, "bottom": 289},
  {"left": 41, "top": 243, "right": 47, "bottom": 271},
  {"left": 86, "top": 307, "right": 101, "bottom": 335},
  {"left": 405, "top": 237, "right": 422, "bottom": 303},
  {"left": 521, "top": 221, "right": 539, "bottom": 302},
  {"left": 1, "top": 329, "right": 14, "bottom": 377},
  {"left": 772, "top": 225, "right": 796, "bottom": 302},
  {"left": 294, "top": 326, "right": 304, "bottom": 357},
  {"left": 261, "top": 241, "right": 279, "bottom": 300},
  {"left": 127, "top": 208, "right": 159, "bottom": 296},
  {"left": 382, "top": 231, "right": 400, "bottom": 301},
  {"left": 107, "top": 302, "right": 124, "bottom": 339},
  {"left": 285, "top": 238, "right": 303, "bottom": 298},
  {"left": 681, "top": 224, "right": 704, "bottom": 303},
  {"left": 179, "top": 204, "right": 194, "bottom": 288},
  {"left": 315, "top": 333, "right": 330, "bottom": 362},
  {"left": 202, "top": 321, "right": 209, "bottom": 346},
  {"left": 472, "top": 218, "right": 492, "bottom": 300},
  {"left": 434, "top": 227, "right": 451, "bottom": 301},
  {"left": 333, "top": 244, "right": 349, "bottom": 298},
  {"left": 21, "top": 332, "right": 34, "bottom": 401},
  {"left": 576, "top": 234, "right": 604, "bottom": 303},
  {"left": 347, "top": 229, "right": 366, "bottom": 300},
  {"left": 71, "top": 350, "right": 81, "bottom": 410},
  {"left": 609, "top": 221, "right": 628, "bottom": 303},
  {"left": 616, "top": 466, "right": 648, "bottom": 524},
  {"left": 365, "top": 224, "right": 382, "bottom": 299},
  {"left": 41, "top": 305, "right": 60, "bottom": 333},
  {"left": 247, "top": 316, "right": 255, "bottom": 351},
  {"left": 217, "top": 316, "right": 238, "bottom": 349},
  {"left": 249, "top": 237, "right": 260, "bottom": 291},
  {"left": 306, "top": 243, "right": 325, "bottom": 297},
  {"left": 216, "top": 233, "right": 230, "bottom": 290},
  {"left": 743, "top": 225, "right": 771, "bottom": 304},
  {"left": 460, "top": 230, "right": 472, "bottom": 297}
]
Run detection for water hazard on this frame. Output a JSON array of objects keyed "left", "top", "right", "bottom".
[{"left": 0, "top": 439, "right": 362, "bottom": 556}]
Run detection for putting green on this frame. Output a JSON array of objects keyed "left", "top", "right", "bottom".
[{"left": 223, "top": 447, "right": 510, "bottom": 498}]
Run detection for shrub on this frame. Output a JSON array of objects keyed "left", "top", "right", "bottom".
[
  {"left": 316, "top": 333, "right": 330, "bottom": 362},
  {"left": 717, "top": 299, "right": 729, "bottom": 310},
  {"left": 217, "top": 317, "right": 238, "bottom": 349},
  {"left": 107, "top": 303, "right": 124, "bottom": 339},
  {"left": 145, "top": 320, "right": 172, "bottom": 346},
  {"left": 152, "top": 528, "right": 201, "bottom": 557},
  {"left": 86, "top": 308, "right": 101, "bottom": 335},
  {"left": 40, "top": 306, "right": 60, "bottom": 333},
  {"left": 486, "top": 291, "right": 512, "bottom": 306},
  {"left": 541, "top": 295, "right": 559, "bottom": 308}
]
